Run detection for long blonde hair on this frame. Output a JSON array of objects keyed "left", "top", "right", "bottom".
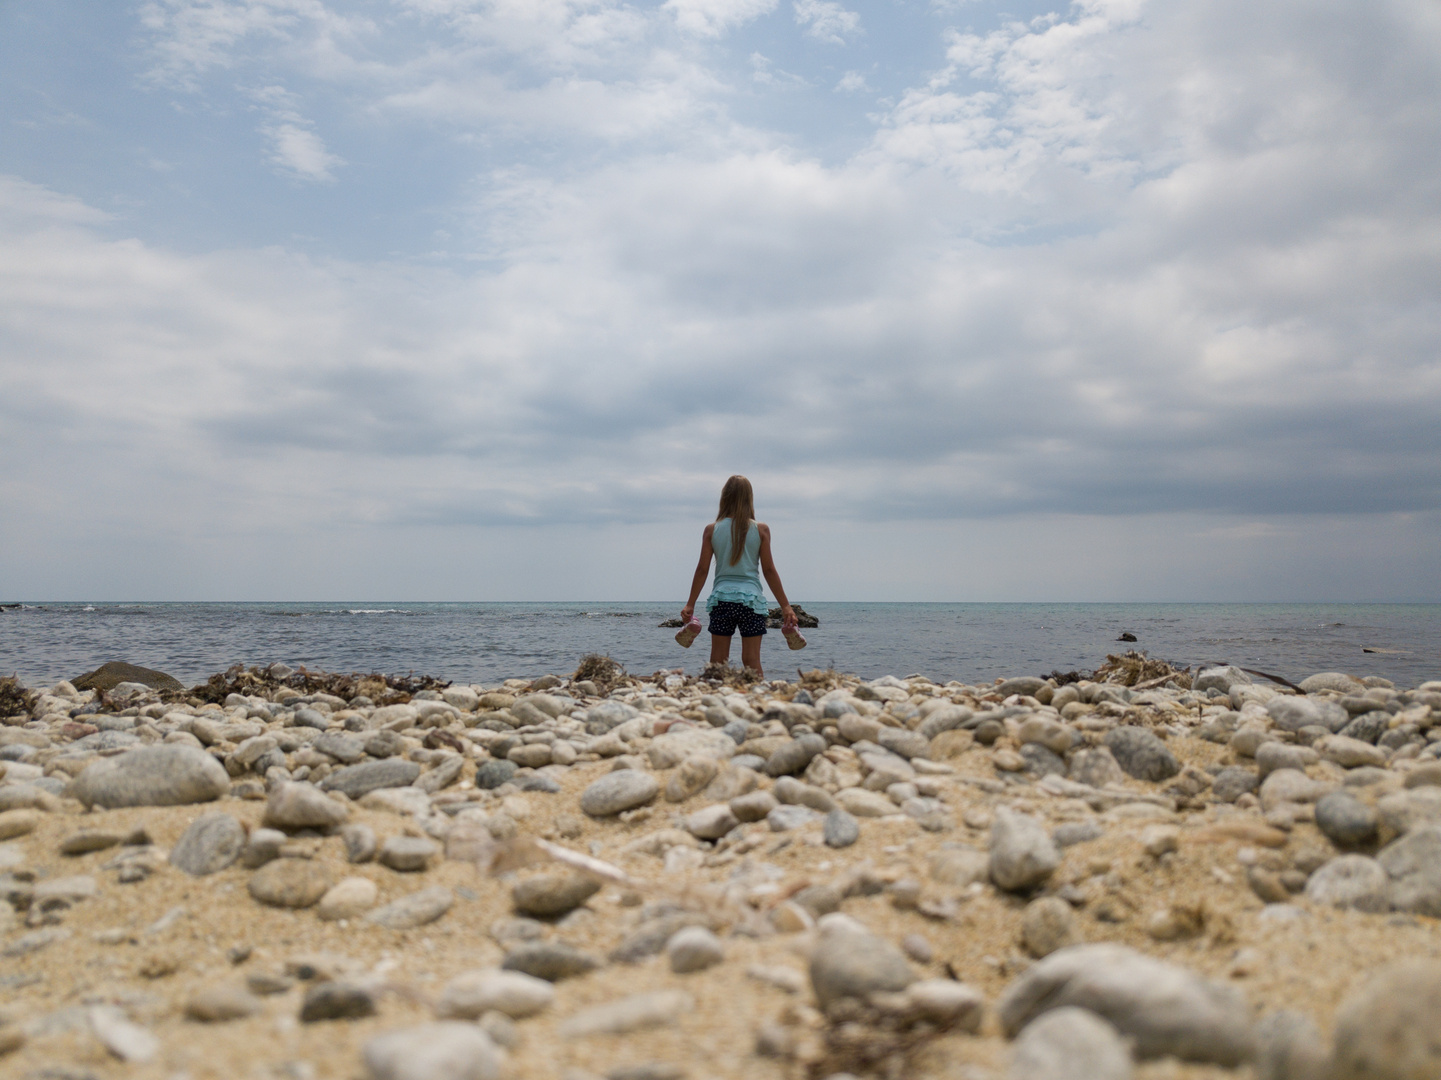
[{"left": 716, "top": 475, "right": 755, "bottom": 566}]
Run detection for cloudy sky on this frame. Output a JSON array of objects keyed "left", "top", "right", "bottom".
[{"left": 2, "top": 0, "right": 1438, "bottom": 603}]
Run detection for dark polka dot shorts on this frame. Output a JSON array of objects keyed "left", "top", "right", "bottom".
[{"left": 708, "top": 601, "right": 768, "bottom": 638}]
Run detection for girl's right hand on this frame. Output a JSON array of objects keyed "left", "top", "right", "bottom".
[{"left": 680, "top": 604, "right": 695, "bottom": 621}]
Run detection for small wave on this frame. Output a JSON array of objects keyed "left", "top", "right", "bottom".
[
  {"left": 578, "top": 611, "right": 646, "bottom": 618},
  {"left": 82, "top": 605, "right": 96, "bottom": 612},
  {"left": 346, "top": 609, "right": 410, "bottom": 615}
]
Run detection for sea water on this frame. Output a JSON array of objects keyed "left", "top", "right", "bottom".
[{"left": 3, "top": 602, "right": 1440, "bottom": 689}]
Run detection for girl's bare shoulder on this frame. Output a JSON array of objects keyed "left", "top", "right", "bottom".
[
  {"left": 756, "top": 521, "right": 771, "bottom": 536},
  {"left": 702, "top": 522, "right": 716, "bottom": 536}
]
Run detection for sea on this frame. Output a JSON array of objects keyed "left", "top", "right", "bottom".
[{"left": 2, "top": 602, "right": 1440, "bottom": 691}]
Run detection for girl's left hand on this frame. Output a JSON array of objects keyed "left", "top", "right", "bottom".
[{"left": 681, "top": 604, "right": 695, "bottom": 621}]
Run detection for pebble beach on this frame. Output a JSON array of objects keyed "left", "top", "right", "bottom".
[{"left": 2, "top": 655, "right": 1441, "bottom": 1080}]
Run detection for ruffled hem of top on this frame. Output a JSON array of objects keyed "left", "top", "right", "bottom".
[{"left": 705, "top": 587, "right": 770, "bottom": 616}]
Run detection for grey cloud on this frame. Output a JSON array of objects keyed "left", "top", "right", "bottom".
[{"left": 3, "top": 0, "right": 1440, "bottom": 598}]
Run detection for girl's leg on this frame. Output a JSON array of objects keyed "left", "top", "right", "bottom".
[
  {"left": 710, "top": 634, "right": 733, "bottom": 665},
  {"left": 740, "top": 635, "right": 763, "bottom": 678}
]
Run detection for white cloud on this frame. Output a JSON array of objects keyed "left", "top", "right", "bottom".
[
  {"left": 664, "top": 0, "right": 778, "bottom": 38},
  {"left": 5, "top": 0, "right": 1441, "bottom": 601},
  {"left": 793, "top": 0, "right": 860, "bottom": 44},
  {"left": 261, "top": 120, "right": 343, "bottom": 181},
  {"left": 247, "top": 85, "right": 343, "bottom": 181},
  {"left": 835, "top": 70, "right": 868, "bottom": 92}
]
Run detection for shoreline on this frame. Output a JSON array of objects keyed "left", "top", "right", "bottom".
[{"left": 1, "top": 657, "right": 1440, "bottom": 1078}]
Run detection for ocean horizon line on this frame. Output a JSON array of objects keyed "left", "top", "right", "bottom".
[{"left": 6, "top": 599, "right": 1441, "bottom": 607}]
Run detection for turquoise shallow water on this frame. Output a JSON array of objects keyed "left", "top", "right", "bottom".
[{"left": 2, "top": 602, "right": 1440, "bottom": 689}]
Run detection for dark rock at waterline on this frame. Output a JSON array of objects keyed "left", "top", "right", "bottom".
[
  {"left": 1117, "top": 632, "right": 1138, "bottom": 642},
  {"left": 72, "top": 661, "right": 184, "bottom": 693},
  {"left": 767, "top": 606, "right": 819, "bottom": 629}
]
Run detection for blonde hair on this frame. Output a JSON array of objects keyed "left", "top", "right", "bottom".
[{"left": 716, "top": 475, "right": 755, "bottom": 566}]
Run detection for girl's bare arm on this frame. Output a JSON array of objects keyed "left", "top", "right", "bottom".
[
  {"left": 757, "top": 524, "right": 797, "bottom": 629},
  {"left": 681, "top": 525, "right": 715, "bottom": 620}
]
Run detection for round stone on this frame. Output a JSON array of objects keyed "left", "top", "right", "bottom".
[
  {"left": 363, "top": 1022, "right": 505, "bottom": 1080},
  {"left": 365, "top": 886, "right": 454, "bottom": 929},
  {"left": 475, "top": 760, "right": 517, "bottom": 790},
  {"left": 667, "top": 926, "right": 724, "bottom": 974},
  {"left": 437, "top": 970, "right": 555, "bottom": 1020},
  {"left": 580, "top": 770, "right": 659, "bottom": 817},
  {"left": 511, "top": 872, "right": 600, "bottom": 917},
  {"left": 501, "top": 941, "right": 602, "bottom": 982},
  {"left": 1103, "top": 728, "right": 1180, "bottom": 782},
  {"left": 378, "top": 835, "right": 440, "bottom": 872},
  {"left": 1021, "top": 896, "right": 1078, "bottom": 958},
  {"left": 185, "top": 983, "right": 263, "bottom": 1022},
  {"left": 1332, "top": 960, "right": 1441, "bottom": 1079},
  {"left": 1009, "top": 1007, "right": 1132, "bottom": 1080},
  {"left": 264, "top": 782, "right": 349, "bottom": 831},
  {"left": 169, "top": 813, "right": 246, "bottom": 877},
  {"left": 823, "top": 809, "right": 860, "bottom": 848},
  {"left": 248, "top": 859, "right": 333, "bottom": 909},
  {"left": 990, "top": 809, "right": 1060, "bottom": 893},
  {"left": 317, "top": 877, "right": 379, "bottom": 921},
  {"left": 1303, "top": 855, "right": 1389, "bottom": 912},
  {"left": 70, "top": 745, "right": 229, "bottom": 809},
  {"left": 301, "top": 982, "right": 377, "bottom": 1022},
  {"left": 1315, "top": 791, "right": 1379, "bottom": 848},
  {"left": 320, "top": 759, "right": 421, "bottom": 799},
  {"left": 809, "top": 924, "right": 915, "bottom": 1010}
]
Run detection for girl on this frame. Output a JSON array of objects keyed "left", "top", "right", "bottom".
[{"left": 680, "top": 475, "right": 797, "bottom": 678}]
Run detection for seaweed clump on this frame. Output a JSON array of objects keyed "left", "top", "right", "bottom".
[
  {"left": 1092, "top": 650, "right": 1192, "bottom": 689},
  {"left": 572, "top": 653, "right": 626, "bottom": 690},
  {"left": 0, "top": 676, "right": 36, "bottom": 718},
  {"left": 186, "top": 664, "right": 449, "bottom": 706},
  {"left": 700, "top": 661, "right": 761, "bottom": 687}
]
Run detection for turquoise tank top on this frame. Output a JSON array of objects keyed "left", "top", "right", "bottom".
[{"left": 706, "top": 518, "right": 768, "bottom": 615}]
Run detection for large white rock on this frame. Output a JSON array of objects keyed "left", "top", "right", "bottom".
[
  {"left": 363, "top": 1023, "right": 504, "bottom": 1080},
  {"left": 996, "top": 944, "right": 1254, "bottom": 1066},
  {"left": 437, "top": 969, "right": 555, "bottom": 1019}
]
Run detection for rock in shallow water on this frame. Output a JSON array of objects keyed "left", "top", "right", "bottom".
[
  {"left": 71, "top": 745, "right": 229, "bottom": 808},
  {"left": 996, "top": 943, "right": 1254, "bottom": 1066},
  {"left": 169, "top": 813, "right": 246, "bottom": 877},
  {"left": 1009, "top": 1007, "right": 1132, "bottom": 1080}
]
